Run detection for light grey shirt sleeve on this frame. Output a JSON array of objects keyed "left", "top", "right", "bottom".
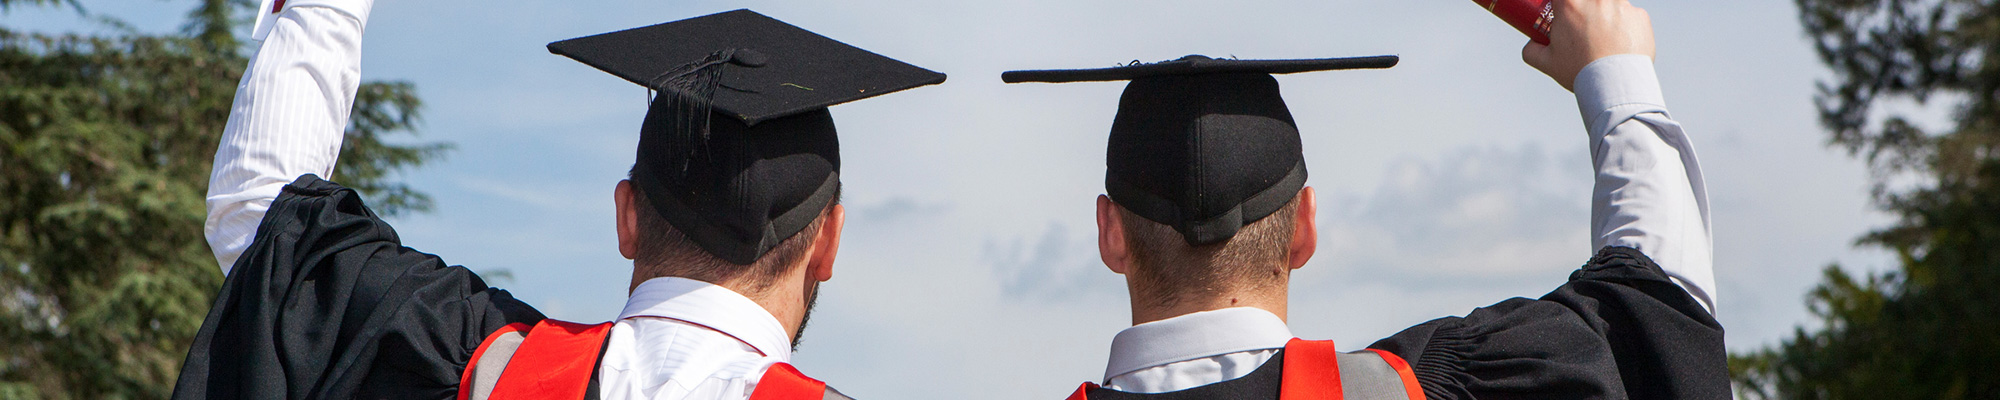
[
  {"left": 1572, "top": 54, "right": 1717, "bottom": 315},
  {"left": 204, "top": 0, "right": 373, "bottom": 274}
]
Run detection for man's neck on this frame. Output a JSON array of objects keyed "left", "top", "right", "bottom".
[
  {"left": 1128, "top": 285, "right": 1289, "bottom": 326},
  {"left": 630, "top": 269, "right": 807, "bottom": 343}
]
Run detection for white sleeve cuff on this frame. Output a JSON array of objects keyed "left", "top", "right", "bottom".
[
  {"left": 252, "top": 0, "right": 373, "bottom": 41},
  {"left": 1573, "top": 54, "right": 1665, "bottom": 136}
]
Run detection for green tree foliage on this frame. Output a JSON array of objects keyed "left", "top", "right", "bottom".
[
  {"left": 1732, "top": 0, "right": 1999, "bottom": 398},
  {"left": 0, "top": 0, "right": 448, "bottom": 397}
]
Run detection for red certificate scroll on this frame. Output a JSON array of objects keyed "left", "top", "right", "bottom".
[{"left": 1473, "top": 0, "right": 1556, "bottom": 44}]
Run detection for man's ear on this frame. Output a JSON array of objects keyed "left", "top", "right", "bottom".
[
  {"left": 1097, "top": 195, "right": 1133, "bottom": 275},
  {"left": 805, "top": 205, "right": 845, "bottom": 282},
  {"left": 1287, "top": 187, "right": 1318, "bottom": 270},
  {"left": 616, "top": 180, "right": 640, "bottom": 260}
]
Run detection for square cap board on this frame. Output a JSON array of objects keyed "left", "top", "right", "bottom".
[{"left": 549, "top": 9, "right": 948, "bottom": 125}]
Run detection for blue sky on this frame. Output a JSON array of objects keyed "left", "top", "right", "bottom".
[{"left": 7, "top": 0, "right": 1899, "bottom": 398}]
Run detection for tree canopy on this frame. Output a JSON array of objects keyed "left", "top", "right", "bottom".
[
  {"left": 1732, "top": 0, "right": 1999, "bottom": 398},
  {"left": 0, "top": 0, "right": 447, "bottom": 397}
]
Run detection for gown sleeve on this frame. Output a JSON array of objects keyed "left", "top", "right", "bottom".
[
  {"left": 172, "top": 175, "right": 546, "bottom": 400},
  {"left": 1365, "top": 246, "right": 1728, "bottom": 400}
]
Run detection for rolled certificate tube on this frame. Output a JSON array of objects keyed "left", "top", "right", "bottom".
[{"left": 1473, "top": 0, "right": 1555, "bottom": 44}]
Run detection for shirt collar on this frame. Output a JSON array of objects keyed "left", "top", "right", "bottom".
[
  {"left": 1104, "top": 307, "right": 1294, "bottom": 381},
  {"left": 618, "top": 277, "right": 793, "bottom": 362}
]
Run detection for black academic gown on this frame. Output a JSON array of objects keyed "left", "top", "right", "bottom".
[
  {"left": 172, "top": 175, "right": 546, "bottom": 400},
  {"left": 1366, "top": 246, "right": 1730, "bottom": 399},
  {"left": 1083, "top": 246, "right": 1729, "bottom": 400}
]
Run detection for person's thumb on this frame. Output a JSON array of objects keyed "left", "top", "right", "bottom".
[{"left": 1521, "top": 41, "right": 1552, "bottom": 73}]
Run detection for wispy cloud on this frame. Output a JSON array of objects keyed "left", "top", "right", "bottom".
[
  {"left": 984, "top": 222, "right": 1122, "bottom": 301},
  {"left": 853, "top": 196, "right": 953, "bottom": 223},
  {"left": 449, "top": 175, "right": 593, "bottom": 210},
  {"left": 1317, "top": 144, "right": 1592, "bottom": 283},
  {"left": 980, "top": 144, "right": 1593, "bottom": 307}
]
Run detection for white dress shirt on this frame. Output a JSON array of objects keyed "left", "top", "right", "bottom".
[
  {"left": 1099, "top": 55, "right": 1716, "bottom": 392},
  {"left": 1103, "top": 308, "right": 1293, "bottom": 393},
  {"left": 597, "top": 277, "right": 794, "bottom": 400},
  {"left": 203, "top": 4, "right": 796, "bottom": 400}
]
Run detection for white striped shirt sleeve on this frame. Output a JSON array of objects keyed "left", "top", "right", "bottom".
[{"left": 204, "top": 1, "right": 373, "bottom": 274}]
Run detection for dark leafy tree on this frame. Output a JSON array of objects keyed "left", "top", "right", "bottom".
[
  {"left": 0, "top": 0, "right": 448, "bottom": 397},
  {"left": 1732, "top": 0, "right": 1999, "bottom": 398}
]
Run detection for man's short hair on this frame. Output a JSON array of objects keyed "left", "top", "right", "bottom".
[
  {"left": 1118, "top": 195, "right": 1300, "bottom": 306},
  {"left": 628, "top": 168, "right": 838, "bottom": 293}
]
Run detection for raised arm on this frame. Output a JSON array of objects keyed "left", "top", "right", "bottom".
[
  {"left": 205, "top": 0, "right": 374, "bottom": 274},
  {"left": 1524, "top": 0, "right": 1716, "bottom": 315}
]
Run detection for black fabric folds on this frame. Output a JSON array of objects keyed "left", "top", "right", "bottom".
[
  {"left": 1366, "top": 246, "right": 1730, "bottom": 400},
  {"left": 171, "top": 175, "right": 546, "bottom": 400}
]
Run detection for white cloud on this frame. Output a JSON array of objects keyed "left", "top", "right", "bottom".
[
  {"left": 1317, "top": 144, "right": 1591, "bottom": 281},
  {"left": 1290, "top": 144, "right": 1597, "bottom": 347},
  {"left": 984, "top": 222, "right": 1122, "bottom": 301}
]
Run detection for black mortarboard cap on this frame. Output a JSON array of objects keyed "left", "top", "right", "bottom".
[
  {"left": 551, "top": 9, "right": 946, "bottom": 264},
  {"left": 1003, "top": 55, "right": 1396, "bottom": 245}
]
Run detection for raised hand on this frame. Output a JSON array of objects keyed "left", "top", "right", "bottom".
[{"left": 1520, "top": 0, "right": 1657, "bottom": 91}]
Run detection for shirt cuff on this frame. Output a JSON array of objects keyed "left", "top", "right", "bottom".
[
  {"left": 1572, "top": 54, "right": 1665, "bottom": 131},
  {"left": 251, "top": 0, "right": 373, "bottom": 41}
]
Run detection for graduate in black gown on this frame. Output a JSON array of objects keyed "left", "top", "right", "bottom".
[
  {"left": 1001, "top": 0, "right": 1727, "bottom": 398},
  {"left": 172, "top": 4, "right": 942, "bottom": 399}
]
